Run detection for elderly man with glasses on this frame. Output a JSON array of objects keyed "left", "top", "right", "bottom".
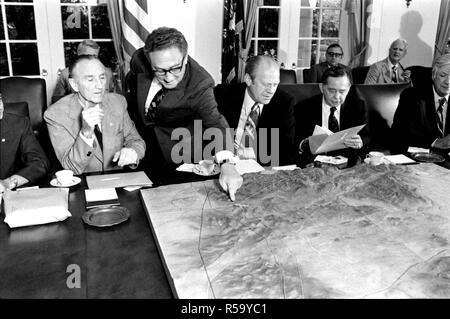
[
  {"left": 309, "top": 43, "right": 351, "bottom": 83},
  {"left": 131, "top": 27, "right": 242, "bottom": 201}
]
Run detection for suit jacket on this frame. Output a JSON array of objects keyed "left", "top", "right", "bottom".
[
  {"left": 44, "top": 93, "right": 146, "bottom": 174},
  {"left": 309, "top": 62, "right": 351, "bottom": 83},
  {"left": 52, "top": 67, "right": 118, "bottom": 103},
  {"left": 0, "top": 112, "right": 49, "bottom": 182},
  {"left": 132, "top": 56, "right": 230, "bottom": 166},
  {"left": 391, "top": 85, "right": 449, "bottom": 153},
  {"left": 296, "top": 93, "right": 369, "bottom": 165},
  {"left": 364, "top": 58, "right": 409, "bottom": 84},
  {"left": 214, "top": 83, "right": 296, "bottom": 166}
]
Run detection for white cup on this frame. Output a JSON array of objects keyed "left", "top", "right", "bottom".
[
  {"left": 197, "top": 160, "right": 216, "bottom": 175},
  {"left": 55, "top": 169, "right": 74, "bottom": 185},
  {"left": 366, "top": 151, "right": 384, "bottom": 165}
]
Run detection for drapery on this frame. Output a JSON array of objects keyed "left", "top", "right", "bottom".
[
  {"left": 222, "top": 0, "right": 260, "bottom": 83},
  {"left": 433, "top": 0, "right": 450, "bottom": 61},
  {"left": 345, "top": 0, "right": 373, "bottom": 68}
]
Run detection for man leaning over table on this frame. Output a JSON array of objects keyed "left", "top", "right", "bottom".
[
  {"left": 0, "top": 99, "right": 49, "bottom": 193},
  {"left": 129, "top": 26, "right": 242, "bottom": 201},
  {"left": 44, "top": 55, "right": 146, "bottom": 175},
  {"left": 296, "top": 66, "right": 370, "bottom": 167},
  {"left": 391, "top": 53, "right": 450, "bottom": 154}
]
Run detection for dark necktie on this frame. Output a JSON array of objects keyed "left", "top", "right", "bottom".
[
  {"left": 392, "top": 66, "right": 398, "bottom": 83},
  {"left": 437, "top": 97, "right": 446, "bottom": 137},
  {"left": 328, "top": 106, "right": 339, "bottom": 133},
  {"left": 94, "top": 124, "right": 103, "bottom": 150},
  {"left": 146, "top": 88, "right": 165, "bottom": 123},
  {"left": 243, "top": 103, "right": 260, "bottom": 150}
]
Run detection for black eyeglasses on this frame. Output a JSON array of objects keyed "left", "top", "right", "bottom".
[
  {"left": 327, "top": 52, "right": 343, "bottom": 58},
  {"left": 152, "top": 57, "right": 185, "bottom": 76}
]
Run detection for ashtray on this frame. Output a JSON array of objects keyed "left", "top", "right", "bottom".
[
  {"left": 82, "top": 206, "right": 130, "bottom": 227},
  {"left": 410, "top": 152, "right": 445, "bottom": 163}
]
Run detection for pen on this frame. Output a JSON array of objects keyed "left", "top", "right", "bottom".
[{"left": 100, "top": 177, "right": 121, "bottom": 181}]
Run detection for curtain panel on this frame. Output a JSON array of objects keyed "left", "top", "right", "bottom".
[
  {"left": 346, "top": 0, "right": 373, "bottom": 68},
  {"left": 433, "top": 0, "right": 450, "bottom": 61}
]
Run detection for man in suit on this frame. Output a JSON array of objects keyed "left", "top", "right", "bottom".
[
  {"left": 391, "top": 53, "right": 450, "bottom": 153},
  {"left": 0, "top": 101, "right": 49, "bottom": 192},
  {"left": 52, "top": 40, "right": 118, "bottom": 103},
  {"left": 308, "top": 43, "right": 351, "bottom": 83},
  {"left": 214, "top": 55, "right": 296, "bottom": 166},
  {"left": 131, "top": 26, "right": 242, "bottom": 201},
  {"left": 297, "top": 66, "right": 369, "bottom": 167},
  {"left": 44, "top": 55, "right": 145, "bottom": 175},
  {"left": 364, "top": 38, "right": 411, "bottom": 84}
]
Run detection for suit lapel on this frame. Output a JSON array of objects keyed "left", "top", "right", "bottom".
[{"left": 137, "top": 73, "right": 152, "bottom": 122}]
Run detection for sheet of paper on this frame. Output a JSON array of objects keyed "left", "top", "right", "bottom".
[
  {"left": 408, "top": 147, "right": 429, "bottom": 153},
  {"left": 271, "top": 165, "right": 298, "bottom": 171},
  {"left": 312, "top": 125, "right": 333, "bottom": 136},
  {"left": 309, "top": 124, "right": 366, "bottom": 154},
  {"left": 86, "top": 171, "right": 152, "bottom": 189},
  {"left": 85, "top": 188, "right": 118, "bottom": 202},
  {"left": 235, "top": 159, "right": 265, "bottom": 175},
  {"left": 384, "top": 154, "right": 417, "bottom": 165},
  {"left": 176, "top": 163, "right": 196, "bottom": 173}
]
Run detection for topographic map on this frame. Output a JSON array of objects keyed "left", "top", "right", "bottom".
[{"left": 141, "top": 163, "right": 450, "bottom": 298}]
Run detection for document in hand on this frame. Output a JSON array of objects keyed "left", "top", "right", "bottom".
[
  {"left": 86, "top": 171, "right": 153, "bottom": 189},
  {"left": 3, "top": 188, "right": 71, "bottom": 228},
  {"left": 308, "top": 124, "right": 365, "bottom": 154}
]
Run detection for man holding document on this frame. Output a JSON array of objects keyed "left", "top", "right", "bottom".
[{"left": 296, "top": 66, "right": 369, "bottom": 167}]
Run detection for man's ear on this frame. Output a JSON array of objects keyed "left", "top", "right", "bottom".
[
  {"left": 68, "top": 78, "right": 79, "bottom": 92},
  {"left": 319, "top": 83, "right": 324, "bottom": 94},
  {"left": 244, "top": 73, "right": 252, "bottom": 86}
]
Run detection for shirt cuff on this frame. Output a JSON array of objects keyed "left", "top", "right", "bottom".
[
  {"left": 215, "top": 150, "right": 239, "bottom": 165},
  {"left": 80, "top": 131, "right": 95, "bottom": 147}
]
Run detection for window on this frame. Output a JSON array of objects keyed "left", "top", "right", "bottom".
[
  {"left": 0, "top": 0, "right": 39, "bottom": 76},
  {"left": 297, "top": 0, "right": 343, "bottom": 68},
  {"left": 249, "top": 0, "right": 280, "bottom": 60},
  {"left": 60, "top": 0, "right": 116, "bottom": 69}
]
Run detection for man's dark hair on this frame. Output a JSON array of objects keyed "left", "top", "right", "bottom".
[
  {"left": 69, "top": 55, "right": 101, "bottom": 78},
  {"left": 245, "top": 55, "right": 278, "bottom": 79},
  {"left": 321, "top": 65, "right": 352, "bottom": 85},
  {"left": 144, "top": 27, "right": 188, "bottom": 56},
  {"left": 326, "top": 43, "right": 343, "bottom": 54}
]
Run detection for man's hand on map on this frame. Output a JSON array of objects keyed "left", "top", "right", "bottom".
[{"left": 219, "top": 163, "right": 243, "bottom": 201}]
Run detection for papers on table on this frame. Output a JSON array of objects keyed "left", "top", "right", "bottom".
[
  {"left": 314, "top": 155, "right": 348, "bottom": 168},
  {"left": 176, "top": 163, "right": 197, "bottom": 173},
  {"left": 3, "top": 188, "right": 71, "bottom": 228},
  {"left": 85, "top": 188, "right": 120, "bottom": 209},
  {"left": 408, "top": 147, "right": 429, "bottom": 153},
  {"left": 86, "top": 171, "right": 152, "bottom": 189},
  {"left": 309, "top": 124, "right": 365, "bottom": 154},
  {"left": 271, "top": 165, "right": 298, "bottom": 171},
  {"left": 384, "top": 154, "right": 418, "bottom": 165},
  {"left": 235, "top": 159, "right": 265, "bottom": 175}
]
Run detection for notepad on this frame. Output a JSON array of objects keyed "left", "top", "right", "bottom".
[
  {"left": 86, "top": 171, "right": 153, "bottom": 189},
  {"left": 85, "top": 188, "right": 120, "bottom": 209}
]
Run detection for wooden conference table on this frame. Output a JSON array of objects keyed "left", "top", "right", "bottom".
[
  {"left": 0, "top": 169, "right": 214, "bottom": 298},
  {"left": 1, "top": 152, "right": 450, "bottom": 298}
]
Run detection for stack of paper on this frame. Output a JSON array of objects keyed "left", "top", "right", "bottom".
[
  {"left": 85, "top": 188, "right": 120, "bottom": 209},
  {"left": 86, "top": 171, "right": 152, "bottom": 189}
]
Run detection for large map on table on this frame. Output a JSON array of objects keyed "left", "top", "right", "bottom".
[{"left": 141, "top": 163, "right": 450, "bottom": 298}]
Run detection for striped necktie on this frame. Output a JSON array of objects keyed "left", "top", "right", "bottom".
[{"left": 437, "top": 97, "right": 446, "bottom": 137}]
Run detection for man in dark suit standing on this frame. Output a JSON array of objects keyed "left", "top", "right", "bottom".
[
  {"left": 214, "top": 55, "right": 296, "bottom": 166},
  {"left": 297, "top": 66, "right": 369, "bottom": 166},
  {"left": 131, "top": 27, "right": 242, "bottom": 200},
  {"left": 391, "top": 53, "right": 450, "bottom": 154},
  {"left": 0, "top": 100, "right": 49, "bottom": 192}
]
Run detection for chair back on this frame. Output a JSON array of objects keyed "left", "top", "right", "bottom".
[
  {"left": 302, "top": 68, "right": 311, "bottom": 83},
  {"left": 278, "top": 83, "right": 321, "bottom": 106},
  {"left": 405, "top": 65, "right": 432, "bottom": 88},
  {"left": 280, "top": 69, "right": 297, "bottom": 84},
  {"left": 351, "top": 66, "right": 370, "bottom": 84},
  {"left": 0, "top": 76, "right": 46, "bottom": 135},
  {"left": 353, "top": 82, "right": 411, "bottom": 151},
  {"left": 4, "top": 102, "right": 29, "bottom": 117}
]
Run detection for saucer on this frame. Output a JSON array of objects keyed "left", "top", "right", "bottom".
[
  {"left": 193, "top": 164, "right": 221, "bottom": 176},
  {"left": 82, "top": 206, "right": 130, "bottom": 227},
  {"left": 50, "top": 176, "right": 81, "bottom": 187}
]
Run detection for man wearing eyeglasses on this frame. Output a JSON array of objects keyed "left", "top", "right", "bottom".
[
  {"left": 364, "top": 38, "right": 411, "bottom": 84},
  {"left": 132, "top": 27, "right": 242, "bottom": 201},
  {"left": 309, "top": 43, "right": 351, "bottom": 83}
]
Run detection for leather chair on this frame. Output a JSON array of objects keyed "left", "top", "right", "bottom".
[
  {"left": 0, "top": 76, "right": 61, "bottom": 173},
  {"left": 405, "top": 65, "right": 432, "bottom": 88},
  {"left": 278, "top": 83, "right": 321, "bottom": 106},
  {"left": 3, "top": 102, "right": 29, "bottom": 118},
  {"left": 351, "top": 66, "right": 370, "bottom": 84},
  {"left": 353, "top": 82, "right": 411, "bottom": 152},
  {"left": 280, "top": 69, "right": 297, "bottom": 84},
  {"left": 302, "top": 68, "right": 311, "bottom": 83}
]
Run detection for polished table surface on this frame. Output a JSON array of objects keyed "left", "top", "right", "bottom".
[{"left": 0, "top": 169, "right": 215, "bottom": 298}]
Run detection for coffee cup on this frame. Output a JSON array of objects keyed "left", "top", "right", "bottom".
[
  {"left": 366, "top": 151, "right": 384, "bottom": 166},
  {"left": 55, "top": 169, "right": 74, "bottom": 185},
  {"left": 197, "top": 160, "right": 216, "bottom": 175}
]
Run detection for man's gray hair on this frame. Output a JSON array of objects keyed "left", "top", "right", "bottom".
[
  {"left": 432, "top": 53, "right": 450, "bottom": 77},
  {"left": 390, "top": 38, "right": 408, "bottom": 49}
]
